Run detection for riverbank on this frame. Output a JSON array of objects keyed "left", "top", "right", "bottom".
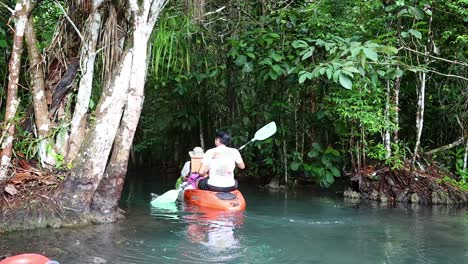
[
  {"left": 343, "top": 162, "right": 468, "bottom": 206},
  {"left": 0, "top": 159, "right": 125, "bottom": 233}
]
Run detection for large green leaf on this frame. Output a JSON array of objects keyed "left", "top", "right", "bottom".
[
  {"left": 299, "top": 71, "right": 313, "bottom": 84},
  {"left": 312, "top": 142, "right": 323, "bottom": 152},
  {"left": 272, "top": 64, "right": 282, "bottom": 74},
  {"left": 330, "top": 167, "right": 340, "bottom": 177},
  {"left": 338, "top": 72, "right": 352, "bottom": 89},
  {"left": 235, "top": 55, "right": 247, "bottom": 66},
  {"left": 301, "top": 47, "right": 315, "bottom": 60},
  {"left": 325, "top": 172, "right": 335, "bottom": 184},
  {"left": 363, "top": 48, "right": 378, "bottom": 61},
  {"left": 307, "top": 150, "right": 319, "bottom": 158},
  {"left": 290, "top": 162, "right": 301, "bottom": 171},
  {"left": 292, "top": 40, "right": 308, "bottom": 48},
  {"left": 271, "top": 52, "right": 284, "bottom": 62},
  {"left": 408, "top": 29, "right": 422, "bottom": 39}
]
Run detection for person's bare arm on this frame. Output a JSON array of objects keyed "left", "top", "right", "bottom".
[
  {"left": 235, "top": 149, "right": 245, "bottom": 169},
  {"left": 199, "top": 163, "right": 209, "bottom": 176}
]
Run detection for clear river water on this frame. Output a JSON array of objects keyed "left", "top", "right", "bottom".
[{"left": 1, "top": 170, "right": 467, "bottom": 264}]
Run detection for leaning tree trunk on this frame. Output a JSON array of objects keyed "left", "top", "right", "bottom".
[
  {"left": 90, "top": 34, "right": 148, "bottom": 221},
  {"left": 56, "top": 0, "right": 167, "bottom": 221},
  {"left": 25, "top": 19, "right": 55, "bottom": 166},
  {"left": 412, "top": 71, "right": 426, "bottom": 165},
  {"left": 90, "top": 0, "right": 167, "bottom": 222},
  {"left": 66, "top": 9, "right": 102, "bottom": 163},
  {"left": 412, "top": 8, "right": 433, "bottom": 166},
  {"left": 55, "top": 51, "right": 134, "bottom": 214},
  {"left": 0, "top": 0, "right": 32, "bottom": 189}
]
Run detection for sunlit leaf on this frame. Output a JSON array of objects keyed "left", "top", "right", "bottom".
[
  {"left": 292, "top": 40, "right": 308, "bottom": 48},
  {"left": 363, "top": 48, "right": 378, "bottom": 61},
  {"left": 338, "top": 72, "right": 352, "bottom": 89},
  {"left": 408, "top": 29, "right": 422, "bottom": 39}
]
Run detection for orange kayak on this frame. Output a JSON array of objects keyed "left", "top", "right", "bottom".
[
  {"left": 0, "top": 253, "right": 54, "bottom": 264},
  {"left": 184, "top": 189, "right": 246, "bottom": 211}
]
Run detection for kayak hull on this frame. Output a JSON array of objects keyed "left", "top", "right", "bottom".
[
  {"left": 184, "top": 189, "right": 246, "bottom": 211},
  {"left": 0, "top": 254, "right": 51, "bottom": 264}
]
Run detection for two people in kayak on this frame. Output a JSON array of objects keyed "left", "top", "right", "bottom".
[{"left": 180, "top": 130, "right": 245, "bottom": 192}]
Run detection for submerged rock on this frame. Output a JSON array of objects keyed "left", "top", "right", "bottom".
[
  {"left": 343, "top": 188, "right": 360, "bottom": 199},
  {"left": 410, "top": 193, "right": 420, "bottom": 204},
  {"left": 379, "top": 193, "right": 388, "bottom": 203},
  {"left": 264, "top": 178, "right": 286, "bottom": 190},
  {"left": 432, "top": 190, "right": 452, "bottom": 205},
  {"left": 396, "top": 188, "right": 409, "bottom": 202}
]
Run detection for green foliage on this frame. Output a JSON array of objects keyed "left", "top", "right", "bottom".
[
  {"left": 0, "top": 0, "right": 464, "bottom": 192},
  {"left": 13, "top": 126, "right": 41, "bottom": 161},
  {"left": 437, "top": 176, "right": 468, "bottom": 192},
  {"left": 449, "top": 147, "right": 468, "bottom": 183},
  {"left": 291, "top": 143, "right": 342, "bottom": 188},
  {"left": 132, "top": 0, "right": 466, "bottom": 188}
]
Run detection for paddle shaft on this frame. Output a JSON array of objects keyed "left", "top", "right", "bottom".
[{"left": 238, "top": 139, "right": 255, "bottom": 150}]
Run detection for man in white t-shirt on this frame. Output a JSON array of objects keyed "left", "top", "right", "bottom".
[{"left": 197, "top": 131, "right": 245, "bottom": 192}]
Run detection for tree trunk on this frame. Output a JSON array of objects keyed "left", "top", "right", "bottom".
[
  {"left": 0, "top": 0, "right": 31, "bottom": 188},
  {"left": 412, "top": 7, "right": 432, "bottom": 166},
  {"left": 188, "top": 0, "right": 205, "bottom": 23},
  {"left": 87, "top": 0, "right": 167, "bottom": 220},
  {"left": 393, "top": 75, "right": 401, "bottom": 143},
  {"left": 412, "top": 71, "right": 426, "bottom": 164},
  {"left": 90, "top": 27, "right": 149, "bottom": 221},
  {"left": 55, "top": 51, "right": 134, "bottom": 213},
  {"left": 463, "top": 138, "right": 468, "bottom": 175},
  {"left": 283, "top": 138, "right": 288, "bottom": 185},
  {"left": 294, "top": 97, "right": 298, "bottom": 154},
  {"left": 25, "top": 19, "right": 55, "bottom": 166},
  {"left": 384, "top": 80, "right": 391, "bottom": 159},
  {"left": 66, "top": 10, "right": 102, "bottom": 163}
]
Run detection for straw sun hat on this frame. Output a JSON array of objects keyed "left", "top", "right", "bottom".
[{"left": 189, "top": 146, "right": 204, "bottom": 158}]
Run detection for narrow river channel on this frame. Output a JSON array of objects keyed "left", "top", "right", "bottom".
[{"left": 1, "top": 170, "right": 467, "bottom": 263}]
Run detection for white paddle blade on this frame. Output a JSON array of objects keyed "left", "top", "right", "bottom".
[
  {"left": 150, "top": 189, "right": 180, "bottom": 205},
  {"left": 254, "top": 122, "right": 277, "bottom": 141}
]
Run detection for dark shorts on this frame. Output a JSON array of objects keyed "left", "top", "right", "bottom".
[{"left": 197, "top": 178, "right": 238, "bottom": 192}]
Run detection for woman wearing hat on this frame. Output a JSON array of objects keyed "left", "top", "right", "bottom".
[{"left": 175, "top": 147, "right": 204, "bottom": 189}]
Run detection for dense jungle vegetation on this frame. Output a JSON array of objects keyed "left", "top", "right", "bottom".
[
  {"left": 0, "top": 0, "right": 467, "bottom": 207},
  {"left": 134, "top": 0, "right": 467, "bottom": 190}
]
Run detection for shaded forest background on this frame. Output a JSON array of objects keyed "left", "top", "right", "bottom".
[{"left": 0, "top": 0, "right": 466, "bottom": 191}]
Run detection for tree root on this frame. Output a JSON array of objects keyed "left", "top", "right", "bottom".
[{"left": 344, "top": 162, "right": 467, "bottom": 206}]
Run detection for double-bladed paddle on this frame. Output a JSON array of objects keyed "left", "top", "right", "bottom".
[{"left": 151, "top": 122, "right": 277, "bottom": 205}]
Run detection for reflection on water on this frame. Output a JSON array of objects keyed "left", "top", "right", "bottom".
[
  {"left": 183, "top": 207, "right": 243, "bottom": 259},
  {"left": 0, "top": 172, "right": 467, "bottom": 264},
  {"left": 149, "top": 202, "right": 245, "bottom": 263}
]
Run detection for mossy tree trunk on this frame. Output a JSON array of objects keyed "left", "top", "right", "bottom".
[{"left": 55, "top": 0, "right": 167, "bottom": 222}]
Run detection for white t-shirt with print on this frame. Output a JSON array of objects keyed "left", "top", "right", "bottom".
[{"left": 202, "top": 145, "right": 243, "bottom": 187}]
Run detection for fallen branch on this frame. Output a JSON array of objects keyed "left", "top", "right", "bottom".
[
  {"left": 426, "top": 137, "right": 466, "bottom": 154},
  {"left": 402, "top": 46, "right": 468, "bottom": 67},
  {"left": 426, "top": 69, "right": 468, "bottom": 82}
]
